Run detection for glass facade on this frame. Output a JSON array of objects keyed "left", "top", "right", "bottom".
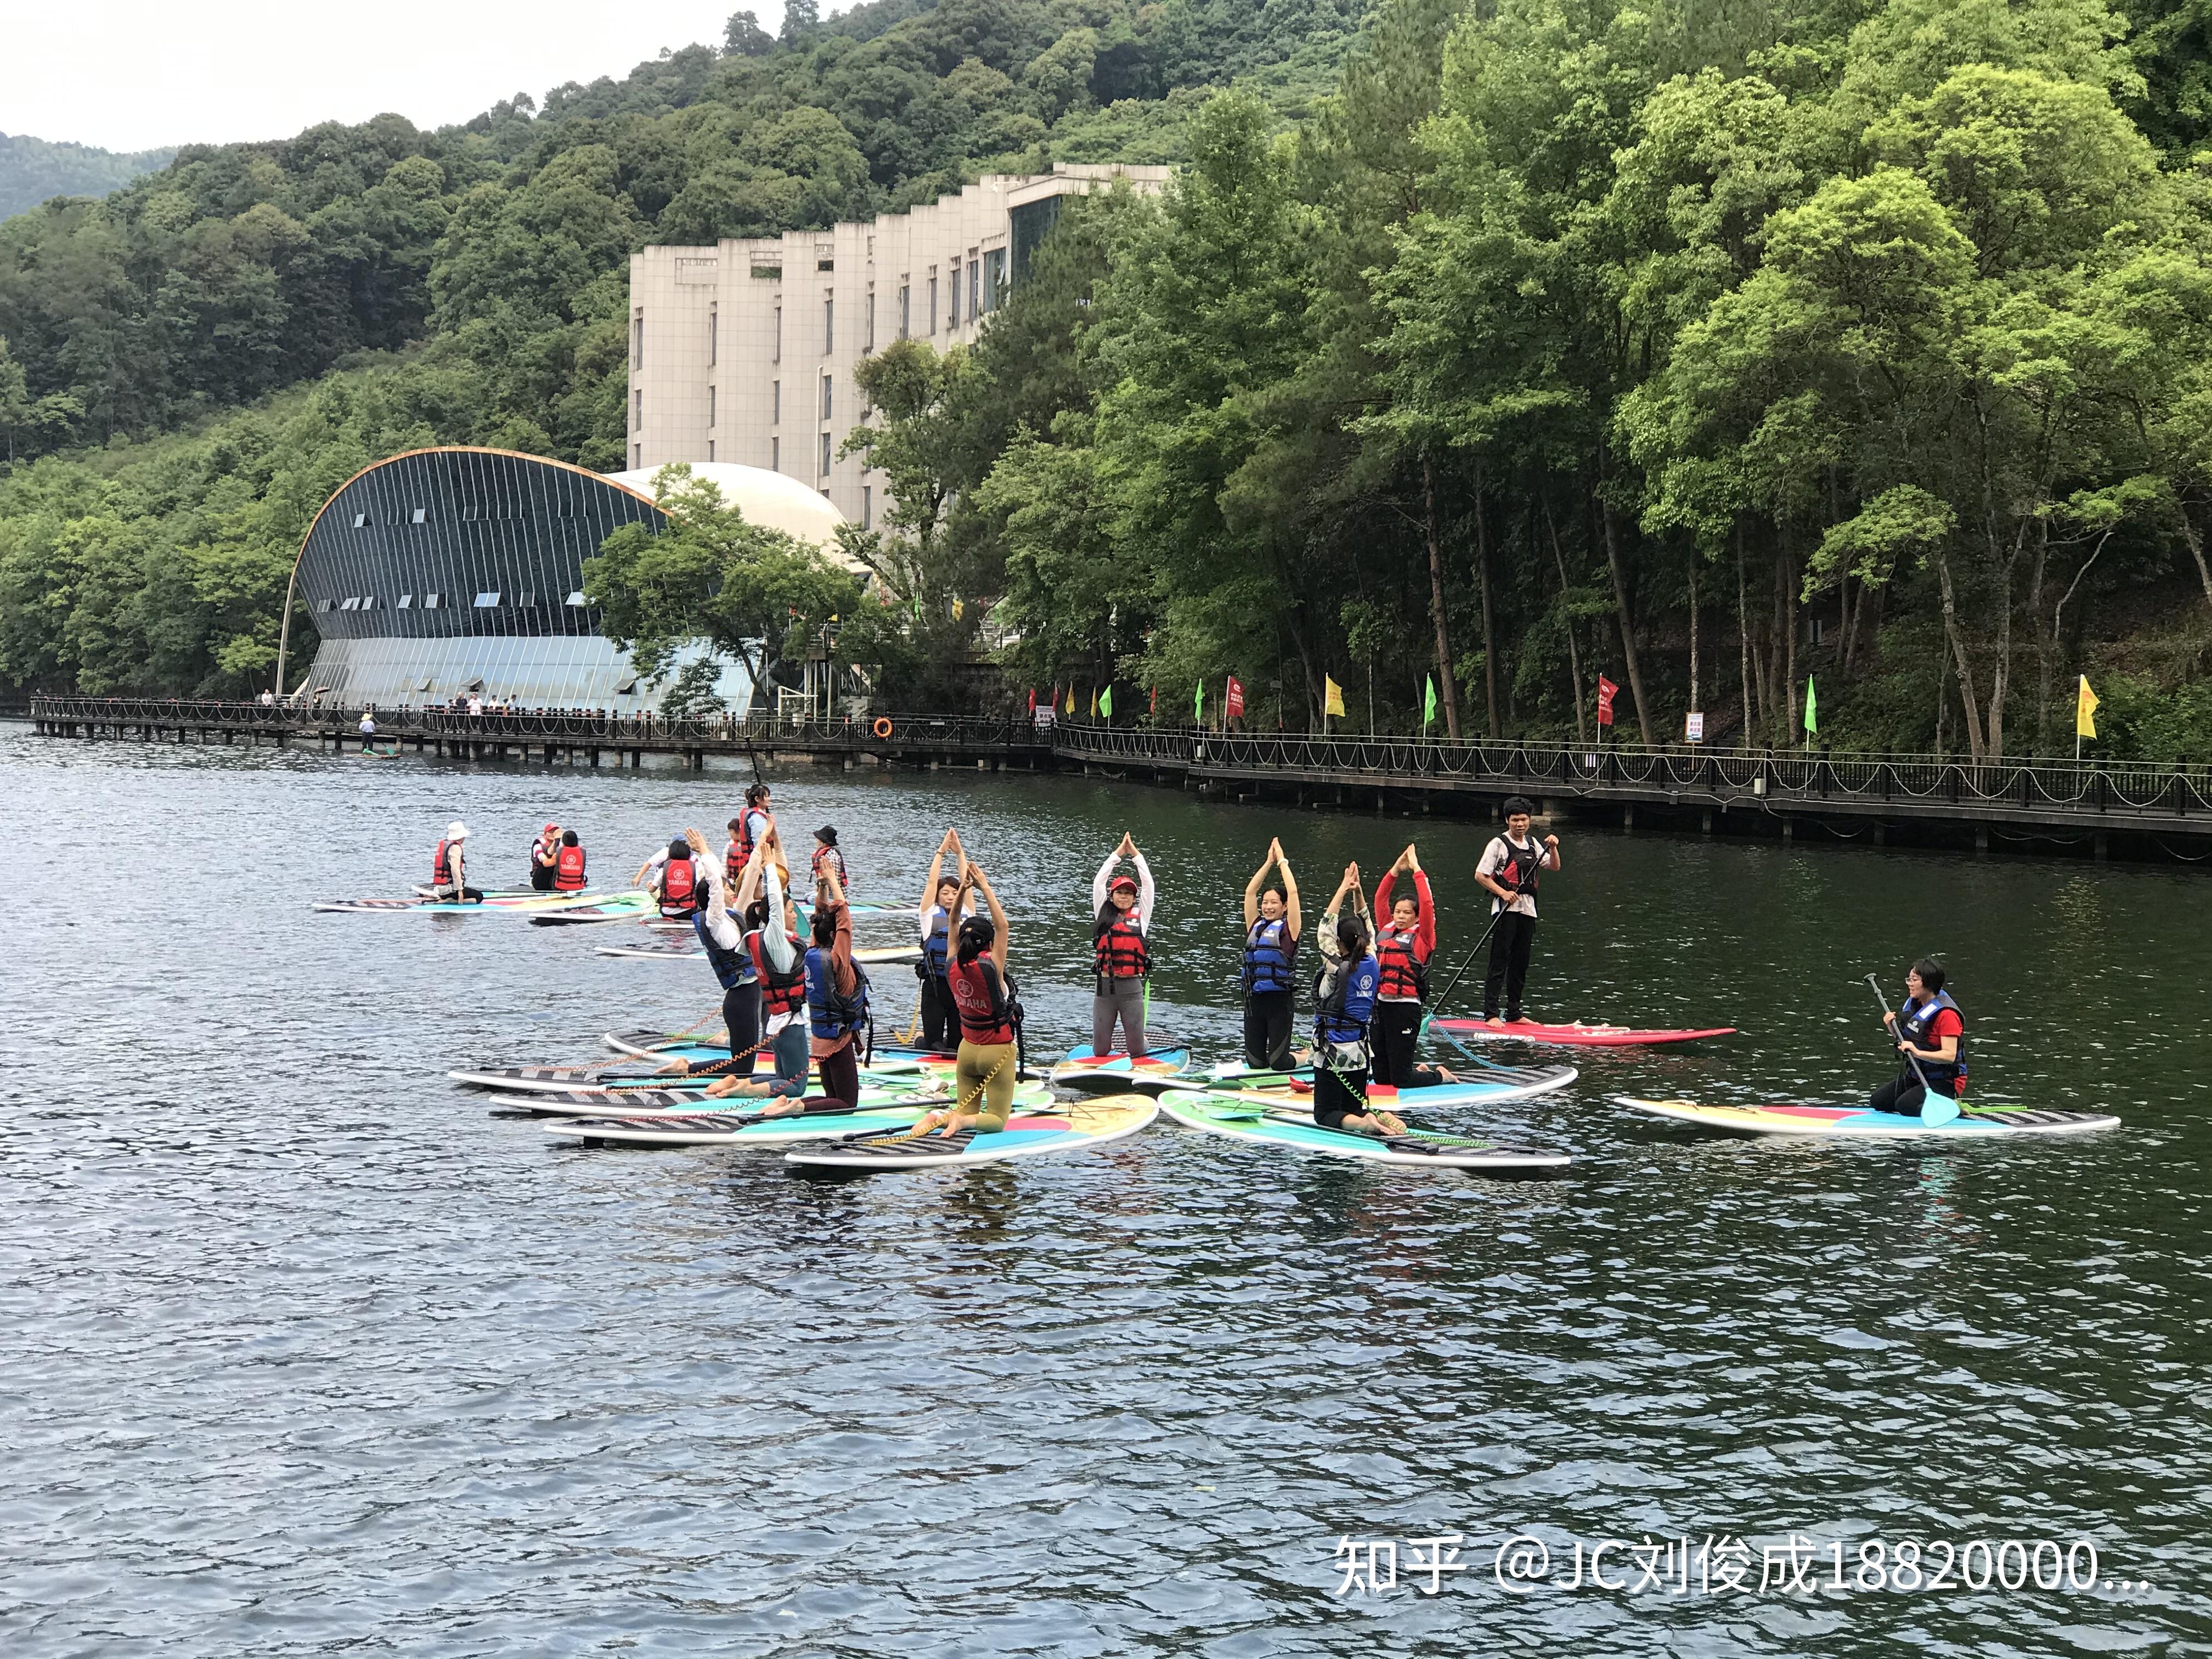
[{"left": 292, "top": 448, "right": 755, "bottom": 712}]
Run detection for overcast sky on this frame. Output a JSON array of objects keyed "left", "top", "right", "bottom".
[{"left": 5, "top": 1, "right": 793, "bottom": 154}]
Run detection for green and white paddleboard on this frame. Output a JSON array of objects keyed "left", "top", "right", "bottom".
[
  {"left": 546, "top": 1102, "right": 935, "bottom": 1147},
  {"left": 786, "top": 1094, "right": 1159, "bottom": 1171},
  {"left": 1160, "top": 1092, "right": 1571, "bottom": 1171}
]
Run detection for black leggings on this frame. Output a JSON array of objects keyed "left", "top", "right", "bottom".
[
  {"left": 1483, "top": 911, "right": 1537, "bottom": 1019},
  {"left": 1369, "top": 1002, "right": 1423, "bottom": 1086},
  {"left": 919, "top": 974, "right": 956, "bottom": 1052},
  {"left": 816, "top": 1041, "right": 860, "bottom": 1111},
  {"left": 1869, "top": 1074, "right": 1958, "bottom": 1118},
  {"left": 1313, "top": 1061, "right": 1371, "bottom": 1129},
  {"left": 721, "top": 981, "right": 763, "bottom": 1077},
  {"left": 1244, "top": 990, "right": 1294, "bottom": 1070}
]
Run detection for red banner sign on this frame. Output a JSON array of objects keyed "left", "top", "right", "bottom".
[
  {"left": 1225, "top": 676, "right": 1246, "bottom": 719},
  {"left": 1596, "top": 675, "right": 1618, "bottom": 728}
]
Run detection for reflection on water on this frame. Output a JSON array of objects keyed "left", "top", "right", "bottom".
[{"left": 1, "top": 727, "right": 2205, "bottom": 1655}]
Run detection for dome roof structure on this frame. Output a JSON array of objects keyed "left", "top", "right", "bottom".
[{"left": 607, "top": 461, "right": 862, "bottom": 571}]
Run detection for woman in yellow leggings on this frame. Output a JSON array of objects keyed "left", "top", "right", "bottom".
[{"left": 910, "top": 862, "right": 1019, "bottom": 1136}]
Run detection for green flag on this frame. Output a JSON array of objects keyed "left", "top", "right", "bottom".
[
  {"left": 1423, "top": 674, "right": 1437, "bottom": 733},
  {"left": 1099, "top": 684, "right": 1114, "bottom": 718},
  {"left": 1803, "top": 675, "right": 1818, "bottom": 737},
  {"left": 1194, "top": 681, "right": 1204, "bottom": 724}
]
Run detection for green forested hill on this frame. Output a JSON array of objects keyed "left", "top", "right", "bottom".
[
  {"left": 8, "top": 0, "right": 2212, "bottom": 768},
  {"left": 0, "top": 133, "right": 174, "bottom": 220}
]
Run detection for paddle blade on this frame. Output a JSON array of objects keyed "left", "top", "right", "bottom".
[{"left": 1920, "top": 1093, "right": 1961, "bottom": 1128}]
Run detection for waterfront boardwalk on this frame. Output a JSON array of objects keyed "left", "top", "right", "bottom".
[{"left": 29, "top": 696, "right": 2212, "bottom": 862}]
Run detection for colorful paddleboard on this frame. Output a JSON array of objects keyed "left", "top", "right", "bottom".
[
  {"left": 492, "top": 1078, "right": 975, "bottom": 1118},
  {"left": 320, "top": 888, "right": 640, "bottom": 916},
  {"left": 1615, "top": 1096, "right": 2121, "bottom": 1138},
  {"left": 1432, "top": 1018, "right": 1734, "bottom": 1048},
  {"left": 548, "top": 1104, "right": 935, "bottom": 1147},
  {"left": 1187, "top": 1061, "right": 1577, "bottom": 1108},
  {"left": 1160, "top": 1093, "right": 1571, "bottom": 1171},
  {"left": 1048, "top": 1045, "right": 1192, "bottom": 1094},
  {"left": 592, "top": 940, "right": 922, "bottom": 964},
  {"left": 456, "top": 1051, "right": 946, "bottom": 1094},
  {"left": 786, "top": 1094, "right": 1159, "bottom": 1171},
  {"left": 601, "top": 1030, "right": 957, "bottom": 1072}
]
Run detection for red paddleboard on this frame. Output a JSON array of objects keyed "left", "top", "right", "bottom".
[{"left": 1432, "top": 1018, "right": 1734, "bottom": 1048}]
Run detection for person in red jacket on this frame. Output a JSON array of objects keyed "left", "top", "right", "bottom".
[
  {"left": 552, "top": 829, "right": 587, "bottom": 891},
  {"left": 1369, "top": 845, "right": 1436, "bottom": 1088}
]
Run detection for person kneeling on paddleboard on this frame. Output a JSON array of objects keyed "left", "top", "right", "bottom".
[
  {"left": 907, "top": 863, "right": 1022, "bottom": 1139},
  {"left": 553, "top": 829, "right": 588, "bottom": 893},
  {"left": 660, "top": 828, "right": 765, "bottom": 1084},
  {"left": 1310, "top": 864, "right": 1406, "bottom": 1139},
  {"left": 697, "top": 848, "right": 811, "bottom": 1110},
  {"left": 430, "top": 822, "right": 484, "bottom": 904},
  {"left": 1874, "top": 957, "right": 1966, "bottom": 1117},
  {"left": 641, "top": 836, "right": 706, "bottom": 920},
  {"left": 916, "top": 828, "right": 973, "bottom": 1054},
  {"left": 1241, "top": 838, "right": 1301, "bottom": 1071},
  {"left": 805, "top": 861, "right": 869, "bottom": 1112},
  {"left": 1092, "top": 833, "right": 1154, "bottom": 1059},
  {"left": 1370, "top": 845, "right": 1436, "bottom": 1086},
  {"left": 1475, "top": 797, "right": 1561, "bottom": 1026},
  {"left": 531, "top": 823, "right": 561, "bottom": 891}
]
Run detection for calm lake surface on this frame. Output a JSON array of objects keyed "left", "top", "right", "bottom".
[{"left": 2, "top": 724, "right": 2205, "bottom": 1656}]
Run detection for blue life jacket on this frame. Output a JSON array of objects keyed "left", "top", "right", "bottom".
[
  {"left": 693, "top": 909, "right": 757, "bottom": 991},
  {"left": 1898, "top": 990, "right": 1967, "bottom": 1087},
  {"left": 1314, "top": 952, "right": 1380, "bottom": 1047},
  {"left": 806, "top": 946, "right": 871, "bottom": 1041},
  {"left": 1243, "top": 917, "right": 1297, "bottom": 996},
  {"left": 920, "top": 906, "right": 953, "bottom": 979}
]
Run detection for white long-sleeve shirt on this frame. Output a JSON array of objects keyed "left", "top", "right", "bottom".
[
  {"left": 708, "top": 860, "right": 801, "bottom": 1030},
  {"left": 1092, "top": 850, "right": 1155, "bottom": 932}
]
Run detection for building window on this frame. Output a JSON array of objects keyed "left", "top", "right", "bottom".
[
  {"left": 984, "top": 249, "right": 1006, "bottom": 312},
  {"left": 633, "top": 388, "right": 642, "bottom": 426},
  {"left": 969, "top": 258, "right": 980, "bottom": 318},
  {"left": 474, "top": 591, "right": 501, "bottom": 608},
  {"left": 772, "top": 380, "right": 781, "bottom": 423},
  {"left": 820, "top": 431, "right": 832, "bottom": 476},
  {"left": 631, "top": 311, "right": 643, "bottom": 367},
  {"left": 899, "top": 283, "right": 910, "bottom": 340},
  {"left": 359, "top": 595, "right": 377, "bottom": 611},
  {"left": 928, "top": 275, "right": 938, "bottom": 334},
  {"left": 566, "top": 591, "right": 588, "bottom": 607},
  {"left": 949, "top": 267, "right": 960, "bottom": 328},
  {"left": 351, "top": 511, "right": 368, "bottom": 528},
  {"left": 866, "top": 285, "right": 876, "bottom": 351},
  {"left": 633, "top": 443, "right": 642, "bottom": 467},
  {"left": 862, "top": 486, "right": 872, "bottom": 530},
  {"left": 821, "top": 374, "right": 833, "bottom": 421},
  {"left": 771, "top": 436, "right": 780, "bottom": 472},
  {"left": 708, "top": 307, "right": 718, "bottom": 366},
  {"left": 397, "top": 594, "right": 414, "bottom": 609},
  {"left": 708, "top": 385, "right": 716, "bottom": 428},
  {"left": 423, "top": 592, "right": 441, "bottom": 610},
  {"left": 410, "top": 506, "right": 427, "bottom": 524},
  {"left": 774, "top": 304, "right": 782, "bottom": 362},
  {"left": 824, "top": 294, "right": 834, "bottom": 353},
  {"left": 708, "top": 439, "right": 715, "bottom": 462}
]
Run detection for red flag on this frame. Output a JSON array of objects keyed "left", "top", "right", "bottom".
[
  {"left": 1596, "top": 674, "right": 1618, "bottom": 728},
  {"left": 1026, "top": 687, "right": 1037, "bottom": 715},
  {"left": 1149, "top": 685, "right": 1157, "bottom": 716},
  {"left": 1225, "top": 675, "right": 1246, "bottom": 719}
]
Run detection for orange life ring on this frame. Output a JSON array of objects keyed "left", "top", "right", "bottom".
[{"left": 872, "top": 716, "right": 894, "bottom": 739}]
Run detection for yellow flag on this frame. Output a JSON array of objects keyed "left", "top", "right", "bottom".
[
  {"left": 1324, "top": 675, "right": 1345, "bottom": 718},
  {"left": 2076, "top": 675, "right": 2098, "bottom": 738},
  {"left": 951, "top": 597, "right": 964, "bottom": 621},
  {"left": 1064, "top": 687, "right": 1075, "bottom": 714},
  {"left": 1089, "top": 687, "right": 1099, "bottom": 718}
]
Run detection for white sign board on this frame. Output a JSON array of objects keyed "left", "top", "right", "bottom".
[{"left": 1685, "top": 712, "right": 1705, "bottom": 744}]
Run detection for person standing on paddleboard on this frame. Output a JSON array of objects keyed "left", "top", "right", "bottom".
[
  {"left": 1091, "top": 832, "right": 1155, "bottom": 1059},
  {"left": 1370, "top": 845, "right": 1437, "bottom": 1086},
  {"left": 429, "top": 821, "right": 484, "bottom": 904},
  {"left": 805, "top": 860, "right": 869, "bottom": 1111},
  {"left": 1874, "top": 957, "right": 1967, "bottom": 1117},
  {"left": 811, "top": 825, "right": 850, "bottom": 896},
  {"left": 906, "top": 861, "right": 1021, "bottom": 1139},
  {"left": 916, "top": 828, "right": 973, "bottom": 1053},
  {"left": 530, "top": 823, "right": 561, "bottom": 892},
  {"left": 725, "top": 784, "right": 774, "bottom": 886},
  {"left": 1311, "top": 864, "right": 1406, "bottom": 1138},
  {"left": 1475, "top": 796, "right": 1561, "bottom": 1026},
  {"left": 1241, "top": 839, "right": 1302, "bottom": 1071}
]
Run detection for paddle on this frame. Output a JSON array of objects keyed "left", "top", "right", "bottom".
[{"left": 1864, "top": 974, "right": 1960, "bottom": 1127}]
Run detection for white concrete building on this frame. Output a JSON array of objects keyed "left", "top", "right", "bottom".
[{"left": 624, "top": 163, "right": 1171, "bottom": 533}]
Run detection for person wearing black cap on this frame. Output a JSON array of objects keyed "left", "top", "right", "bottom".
[{"left": 810, "top": 824, "right": 849, "bottom": 896}]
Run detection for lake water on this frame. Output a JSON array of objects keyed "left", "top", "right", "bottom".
[{"left": 2, "top": 726, "right": 2205, "bottom": 1655}]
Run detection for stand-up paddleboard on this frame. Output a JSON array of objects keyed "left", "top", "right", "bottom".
[
  {"left": 786, "top": 1094, "right": 1158, "bottom": 1171},
  {"left": 1431, "top": 1018, "right": 1734, "bottom": 1048},
  {"left": 318, "top": 888, "right": 634, "bottom": 915},
  {"left": 413, "top": 885, "right": 537, "bottom": 900},
  {"left": 1615, "top": 1096, "right": 2121, "bottom": 1138},
  {"left": 1186, "top": 1061, "right": 1577, "bottom": 1108},
  {"left": 548, "top": 1103, "right": 936, "bottom": 1147},
  {"left": 526, "top": 893, "right": 657, "bottom": 926},
  {"left": 602, "top": 1030, "right": 956, "bottom": 1072},
  {"left": 593, "top": 940, "right": 923, "bottom": 964},
  {"left": 490, "top": 1077, "right": 973, "bottom": 1118},
  {"left": 457, "top": 1050, "right": 946, "bottom": 1094},
  {"left": 1160, "top": 1093, "right": 1571, "bottom": 1171},
  {"left": 1048, "top": 1045, "right": 1192, "bottom": 1094}
]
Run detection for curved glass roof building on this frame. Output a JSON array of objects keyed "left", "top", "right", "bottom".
[{"left": 285, "top": 449, "right": 837, "bottom": 710}]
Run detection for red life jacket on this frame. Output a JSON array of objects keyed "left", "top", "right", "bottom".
[
  {"left": 811, "top": 843, "right": 848, "bottom": 894},
  {"left": 947, "top": 953, "right": 1015, "bottom": 1046},
  {"left": 1375, "top": 923, "right": 1429, "bottom": 1000},
  {"left": 747, "top": 929, "right": 807, "bottom": 1016},
  {"left": 431, "top": 839, "right": 459, "bottom": 885},
  {"left": 659, "top": 854, "right": 699, "bottom": 916},
  {"left": 1093, "top": 913, "right": 1149, "bottom": 980},
  {"left": 724, "top": 838, "right": 746, "bottom": 883},
  {"left": 554, "top": 843, "right": 586, "bottom": 891}
]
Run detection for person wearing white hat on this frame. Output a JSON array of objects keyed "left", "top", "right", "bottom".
[{"left": 430, "top": 821, "right": 484, "bottom": 904}]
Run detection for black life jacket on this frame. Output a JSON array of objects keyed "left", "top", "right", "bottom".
[
  {"left": 554, "top": 844, "right": 586, "bottom": 891},
  {"left": 747, "top": 928, "right": 806, "bottom": 1017},
  {"left": 1898, "top": 990, "right": 1967, "bottom": 1087},
  {"left": 806, "top": 947, "right": 871, "bottom": 1040},
  {"left": 1094, "top": 913, "right": 1149, "bottom": 981},
  {"left": 1492, "top": 834, "right": 1543, "bottom": 905},
  {"left": 1243, "top": 917, "right": 1297, "bottom": 996},
  {"left": 693, "top": 910, "right": 758, "bottom": 991},
  {"left": 659, "top": 854, "right": 699, "bottom": 917},
  {"left": 1375, "top": 922, "right": 1430, "bottom": 1001},
  {"left": 947, "top": 953, "right": 1018, "bottom": 1046}
]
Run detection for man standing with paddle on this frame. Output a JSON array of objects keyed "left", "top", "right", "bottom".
[
  {"left": 1872, "top": 958, "right": 1966, "bottom": 1122},
  {"left": 1474, "top": 796, "right": 1561, "bottom": 1027}
]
